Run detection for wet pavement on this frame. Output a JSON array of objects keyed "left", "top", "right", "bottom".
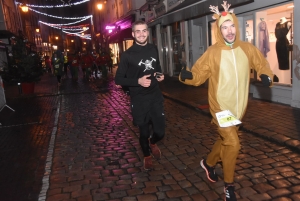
[{"left": 0, "top": 67, "right": 300, "bottom": 201}]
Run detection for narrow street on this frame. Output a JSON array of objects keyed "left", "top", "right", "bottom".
[
  {"left": 1, "top": 73, "right": 300, "bottom": 201},
  {"left": 47, "top": 82, "right": 300, "bottom": 201},
  {"left": 0, "top": 0, "right": 300, "bottom": 200}
]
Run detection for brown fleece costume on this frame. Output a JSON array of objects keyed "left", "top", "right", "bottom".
[{"left": 179, "top": 5, "right": 274, "bottom": 183}]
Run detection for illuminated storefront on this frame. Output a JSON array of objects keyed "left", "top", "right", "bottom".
[
  {"left": 147, "top": 0, "right": 300, "bottom": 107},
  {"left": 107, "top": 15, "right": 135, "bottom": 65}
]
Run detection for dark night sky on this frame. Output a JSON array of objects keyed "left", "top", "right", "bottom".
[{"left": 37, "top": 0, "right": 89, "bottom": 25}]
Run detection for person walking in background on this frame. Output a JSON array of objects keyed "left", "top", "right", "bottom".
[
  {"left": 102, "top": 50, "right": 113, "bottom": 72},
  {"left": 63, "top": 52, "right": 69, "bottom": 79},
  {"left": 69, "top": 53, "right": 80, "bottom": 82},
  {"left": 94, "top": 53, "right": 102, "bottom": 78},
  {"left": 95, "top": 50, "right": 110, "bottom": 78},
  {"left": 179, "top": 1, "right": 278, "bottom": 201},
  {"left": 67, "top": 53, "right": 74, "bottom": 79},
  {"left": 44, "top": 55, "right": 52, "bottom": 74},
  {"left": 51, "top": 50, "right": 64, "bottom": 86},
  {"left": 81, "top": 52, "right": 94, "bottom": 81},
  {"left": 115, "top": 20, "right": 165, "bottom": 171}
]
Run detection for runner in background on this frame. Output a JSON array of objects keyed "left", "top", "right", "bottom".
[{"left": 63, "top": 52, "right": 69, "bottom": 79}]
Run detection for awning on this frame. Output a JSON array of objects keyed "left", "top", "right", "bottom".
[
  {"left": 162, "top": 0, "right": 254, "bottom": 25},
  {"left": 147, "top": 0, "right": 254, "bottom": 27},
  {"left": 108, "top": 28, "right": 133, "bottom": 43}
]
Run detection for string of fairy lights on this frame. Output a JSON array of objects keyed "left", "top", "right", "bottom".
[
  {"left": 16, "top": 0, "right": 89, "bottom": 8},
  {"left": 16, "top": 0, "right": 92, "bottom": 39}
]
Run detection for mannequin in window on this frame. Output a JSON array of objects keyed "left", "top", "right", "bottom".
[
  {"left": 258, "top": 18, "right": 270, "bottom": 57},
  {"left": 275, "top": 17, "right": 292, "bottom": 70}
]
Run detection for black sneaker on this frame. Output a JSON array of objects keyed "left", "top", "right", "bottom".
[
  {"left": 200, "top": 159, "right": 218, "bottom": 182},
  {"left": 224, "top": 184, "right": 237, "bottom": 201}
]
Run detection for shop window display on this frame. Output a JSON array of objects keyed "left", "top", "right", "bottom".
[
  {"left": 123, "top": 40, "right": 133, "bottom": 51},
  {"left": 258, "top": 18, "right": 270, "bottom": 57},
  {"left": 109, "top": 43, "right": 119, "bottom": 65},
  {"left": 208, "top": 3, "right": 294, "bottom": 84},
  {"left": 255, "top": 3, "right": 293, "bottom": 84},
  {"left": 275, "top": 17, "right": 292, "bottom": 70},
  {"left": 245, "top": 20, "right": 254, "bottom": 44}
]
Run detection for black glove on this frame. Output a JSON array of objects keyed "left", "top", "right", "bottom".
[
  {"left": 273, "top": 74, "right": 279, "bottom": 82},
  {"left": 180, "top": 61, "right": 193, "bottom": 81},
  {"left": 260, "top": 74, "right": 271, "bottom": 86}
]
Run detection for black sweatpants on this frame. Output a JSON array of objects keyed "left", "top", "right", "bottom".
[{"left": 137, "top": 99, "right": 165, "bottom": 157}]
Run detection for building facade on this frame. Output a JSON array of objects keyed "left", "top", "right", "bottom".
[
  {"left": 142, "top": 0, "right": 299, "bottom": 108},
  {"left": 94, "top": 0, "right": 300, "bottom": 108}
]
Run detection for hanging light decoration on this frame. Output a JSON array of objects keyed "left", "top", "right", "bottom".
[
  {"left": 29, "top": 7, "right": 90, "bottom": 20},
  {"left": 17, "top": 0, "right": 93, "bottom": 40},
  {"left": 16, "top": 0, "right": 89, "bottom": 8}
]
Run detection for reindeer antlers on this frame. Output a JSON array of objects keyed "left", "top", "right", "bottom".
[
  {"left": 209, "top": 5, "right": 220, "bottom": 15},
  {"left": 210, "top": 1, "right": 234, "bottom": 18},
  {"left": 221, "top": 1, "right": 234, "bottom": 13},
  {"left": 221, "top": 1, "right": 231, "bottom": 12}
]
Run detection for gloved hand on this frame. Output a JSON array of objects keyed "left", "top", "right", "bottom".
[
  {"left": 260, "top": 74, "right": 272, "bottom": 86},
  {"left": 273, "top": 74, "right": 279, "bottom": 82},
  {"left": 180, "top": 61, "right": 193, "bottom": 81}
]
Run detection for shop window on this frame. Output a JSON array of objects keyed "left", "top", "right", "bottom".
[
  {"left": 254, "top": 3, "right": 294, "bottom": 85},
  {"left": 123, "top": 40, "right": 133, "bottom": 51},
  {"left": 208, "top": 3, "right": 294, "bottom": 85},
  {"left": 245, "top": 20, "right": 254, "bottom": 44},
  {"left": 172, "top": 22, "right": 182, "bottom": 75},
  {"left": 109, "top": 43, "right": 119, "bottom": 64}
]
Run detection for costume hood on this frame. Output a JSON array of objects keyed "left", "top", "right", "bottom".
[{"left": 209, "top": 1, "right": 241, "bottom": 47}]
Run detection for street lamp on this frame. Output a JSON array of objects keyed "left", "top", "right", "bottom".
[
  {"left": 97, "top": 0, "right": 106, "bottom": 10},
  {"left": 97, "top": 3, "right": 103, "bottom": 10},
  {"left": 20, "top": 5, "right": 29, "bottom": 12}
]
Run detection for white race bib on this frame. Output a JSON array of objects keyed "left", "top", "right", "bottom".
[{"left": 216, "top": 110, "right": 241, "bottom": 127}]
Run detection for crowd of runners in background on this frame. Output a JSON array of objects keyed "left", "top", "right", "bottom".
[{"left": 44, "top": 49, "right": 113, "bottom": 86}]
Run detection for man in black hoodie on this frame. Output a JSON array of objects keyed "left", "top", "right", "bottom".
[{"left": 115, "top": 20, "right": 165, "bottom": 170}]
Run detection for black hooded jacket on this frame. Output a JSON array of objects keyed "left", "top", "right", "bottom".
[{"left": 115, "top": 42, "right": 162, "bottom": 101}]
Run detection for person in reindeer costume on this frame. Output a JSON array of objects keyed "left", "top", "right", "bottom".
[{"left": 179, "top": 1, "right": 278, "bottom": 200}]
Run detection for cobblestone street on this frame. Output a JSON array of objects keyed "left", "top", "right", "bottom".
[{"left": 1, "top": 72, "right": 300, "bottom": 201}]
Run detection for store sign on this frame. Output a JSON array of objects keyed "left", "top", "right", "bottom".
[
  {"left": 167, "top": 0, "right": 181, "bottom": 11},
  {"left": 115, "top": 14, "right": 135, "bottom": 30},
  {"left": 154, "top": 1, "right": 167, "bottom": 17},
  {"left": 106, "top": 25, "right": 116, "bottom": 30}
]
